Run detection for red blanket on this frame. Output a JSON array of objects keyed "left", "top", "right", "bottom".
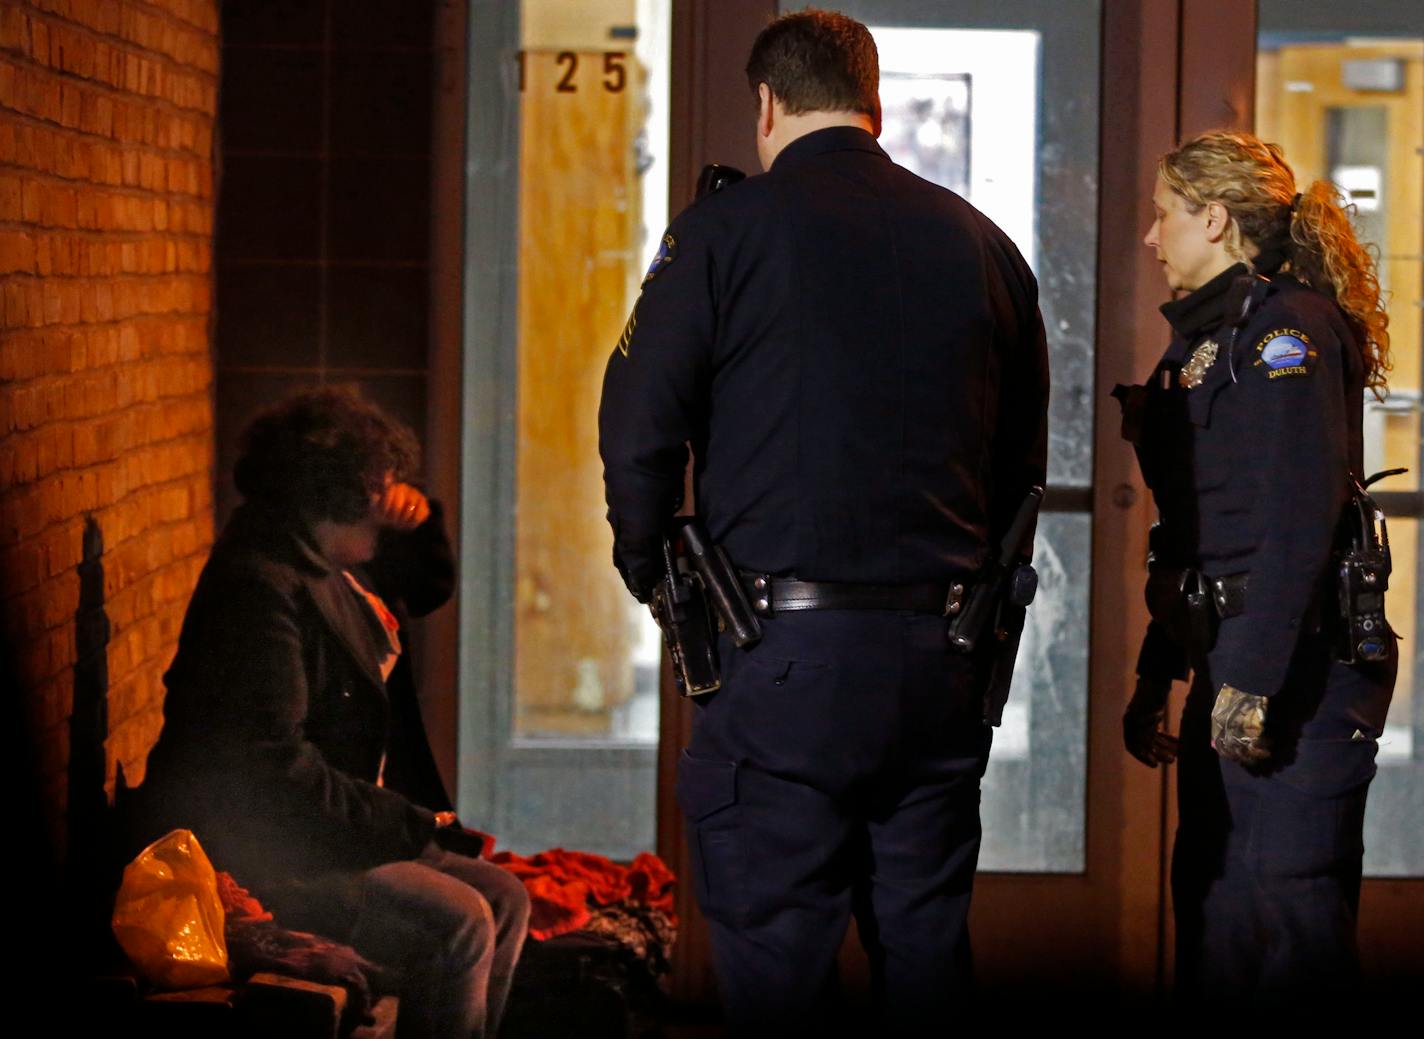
[{"left": 490, "top": 848, "right": 677, "bottom": 941}]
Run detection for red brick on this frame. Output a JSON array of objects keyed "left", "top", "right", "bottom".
[
  {"left": 33, "top": 425, "right": 56, "bottom": 477},
  {"left": 0, "top": 232, "right": 38, "bottom": 274},
  {"left": 33, "top": 233, "right": 55, "bottom": 275},
  {"left": 0, "top": 173, "right": 23, "bottom": 221},
  {"left": 36, "top": 280, "right": 59, "bottom": 324},
  {"left": 59, "top": 81, "right": 82, "bottom": 127},
  {"left": 0, "top": 8, "right": 27, "bottom": 52},
  {"left": 20, "top": 178, "right": 43, "bottom": 223},
  {"left": 28, "top": 12, "right": 49, "bottom": 63},
  {"left": 36, "top": 568, "right": 78, "bottom": 630},
  {"left": 109, "top": 709, "right": 164, "bottom": 789},
  {"left": 12, "top": 434, "right": 38, "bottom": 478}
]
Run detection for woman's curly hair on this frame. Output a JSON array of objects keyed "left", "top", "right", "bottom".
[
  {"left": 234, "top": 386, "right": 420, "bottom": 523},
  {"left": 1158, "top": 130, "right": 1391, "bottom": 399}
]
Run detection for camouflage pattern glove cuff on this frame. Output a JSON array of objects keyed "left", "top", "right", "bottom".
[{"left": 1210, "top": 684, "right": 1270, "bottom": 764}]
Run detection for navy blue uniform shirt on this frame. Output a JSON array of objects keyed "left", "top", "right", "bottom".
[
  {"left": 1131, "top": 263, "right": 1366, "bottom": 699},
  {"left": 599, "top": 126, "right": 1049, "bottom": 601}
]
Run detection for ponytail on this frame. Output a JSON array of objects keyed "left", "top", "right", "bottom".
[{"left": 1287, "top": 180, "right": 1391, "bottom": 398}]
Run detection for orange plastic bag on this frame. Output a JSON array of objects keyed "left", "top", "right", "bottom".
[{"left": 111, "top": 829, "right": 229, "bottom": 989}]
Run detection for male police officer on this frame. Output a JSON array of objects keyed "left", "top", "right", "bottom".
[{"left": 599, "top": 10, "right": 1049, "bottom": 1030}]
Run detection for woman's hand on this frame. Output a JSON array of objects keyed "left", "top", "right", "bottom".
[{"left": 376, "top": 482, "right": 431, "bottom": 531}]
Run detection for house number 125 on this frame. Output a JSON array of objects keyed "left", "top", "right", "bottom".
[{"left": 515, "top": 51, "right": 629, "bottom": 93}]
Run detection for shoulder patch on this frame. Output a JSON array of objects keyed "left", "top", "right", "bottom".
[
  {"left": 1251, "top": 328, "right": 1316, "bottom": 380},
  {"left": 643, "top": 233, "right": 677, "bottom": 285}
]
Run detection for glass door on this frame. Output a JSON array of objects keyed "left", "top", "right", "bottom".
[
  {"left": 458, "top": 0, "right": 673, "bottom": 859},
  {"left": 1255, "top": 0, "right": 1424, "bottom": 984}
]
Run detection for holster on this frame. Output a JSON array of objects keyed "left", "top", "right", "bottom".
[
  {"left": 982, "top": 597, "right": 1029, "bottom": 727},
  {"left": 652, "top": 535, "right": 721, "bottom": 696}
]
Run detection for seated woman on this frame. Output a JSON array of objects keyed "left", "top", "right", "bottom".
[{"left": 138, "top": 387, "right": 529, "bottom": 1039}]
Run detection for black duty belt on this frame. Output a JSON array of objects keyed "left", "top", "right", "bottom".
[
  {"left": 1145, "top": 567, "right": 1250, "bottom": 654},
  {"left": 739, "top": 573, "right": 966, "bottom": 616},
  {"left": 1146, "top": 568, "right": 1249, "bottom": 617}
]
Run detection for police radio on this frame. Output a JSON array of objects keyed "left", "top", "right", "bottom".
[
  {"left": 1336, "top": 468, "right": 1405, "bottom": 664},
  {"left": 695, "top": 163, "right": 746, "bottom": 197}
]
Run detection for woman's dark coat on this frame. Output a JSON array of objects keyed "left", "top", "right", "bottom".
[{"left": 137, "top": 501, "right": 456, "bottom": 894}]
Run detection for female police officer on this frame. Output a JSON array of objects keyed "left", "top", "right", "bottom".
[{"left": 1118, "top": 131, "right": 1396, "bottom": 1007}]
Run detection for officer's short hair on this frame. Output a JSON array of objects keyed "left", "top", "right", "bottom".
[{"left": 745, "top": 8, "right": 879, "bottom": 119}]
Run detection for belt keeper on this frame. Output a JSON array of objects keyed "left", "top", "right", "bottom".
[
  {"left": 1209, "top": 573, "right": 1248, "bottom": 618},
  {"left": 750, "top": 573, "right": 772, "bottom": 615},
  {"left": 944, "top": 581, "right": 966, "bottom": 616}
]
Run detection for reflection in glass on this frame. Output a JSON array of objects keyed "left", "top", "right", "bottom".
[
  {"left": 872, "top": 28, "right": 1038, "bottom": 268},
  {"left": 879, "top": 73, "right": 972, "bottom": 198},
  {"left": 866, "top": 16, "right": 1096, "bottom": 872},
  {"left": 460, "top": 0, "right": 672, "bottom": 859},
  {"left": 513, "top": 2, "right": 668, "bottom": 743},
  {"left": 981, "top": 512, "right": 1090, "bottom": 871}
]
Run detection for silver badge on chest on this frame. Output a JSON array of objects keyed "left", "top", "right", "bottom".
[{"left": 1178, "top": 338, "right": 1219, "bottom": 389}]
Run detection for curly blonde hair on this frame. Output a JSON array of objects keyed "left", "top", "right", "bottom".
[{"left": 1158, "top": 130, "right": 1391, "bottom": 398}]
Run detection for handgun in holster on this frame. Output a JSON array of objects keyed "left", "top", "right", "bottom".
[
  {"left": 1335, "top": 468, "right": 1405, "bottom": 663},
  {"left": 947, "top": 487, "right": 1044, "bottom": 725},
  {"left": 653, "top": 519, "right": 763, "bottom": 697},
  {"left": 651, "top": 532, "right": 721, "bottom": 696}
]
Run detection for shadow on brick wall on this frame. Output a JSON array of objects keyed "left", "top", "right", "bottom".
[
  {"left": 68, "top": 516, "right": 118, "bottom": 964},
  {"left": 5, "top": 517, "right": 117, "bottom": 996}
]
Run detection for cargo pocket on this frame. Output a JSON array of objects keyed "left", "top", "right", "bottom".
[
  {"left": 675, "top": 751, "right": 747, "bottom": 926},
  {"left": 1253, "top": 737, "right": 1377, "bottom": 878}
]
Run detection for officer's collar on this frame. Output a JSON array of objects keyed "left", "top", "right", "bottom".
[
  {"left": 1159, "top": 262, "right": 1250, "bottom": 341},
  {"left": 770, "top": 125, "right": 888, "bottom": 172}
]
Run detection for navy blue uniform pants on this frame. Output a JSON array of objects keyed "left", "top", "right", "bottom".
[
  {"left": 678, "top": 610, "right": 992, "bottom": 1033},
  {"left": 1173, "top": 644, "right": 1394, "bottom": 1010}
]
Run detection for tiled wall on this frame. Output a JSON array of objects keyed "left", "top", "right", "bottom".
[{"left": 214, "top": 0, "right": 438, "bottom": 523}]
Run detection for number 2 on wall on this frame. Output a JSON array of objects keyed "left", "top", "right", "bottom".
[{"left": 515, "top": 51, "right": 628, "bottom": 93}]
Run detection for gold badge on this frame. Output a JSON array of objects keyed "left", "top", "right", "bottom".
[{"left": 1178, "top": 338, "right": 1218, "bottom": 389}]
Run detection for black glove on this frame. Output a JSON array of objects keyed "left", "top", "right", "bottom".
[
  {"left": 1123, "top": 675, "right": 1179, "bottom": 768},
  {"left": 1210, "top": 684, "right": 1270, "bottom": 764}
]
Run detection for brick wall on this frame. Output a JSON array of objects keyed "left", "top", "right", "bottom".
[{"left": 0, "top": 0, "right": 219, "bottom": 860}]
